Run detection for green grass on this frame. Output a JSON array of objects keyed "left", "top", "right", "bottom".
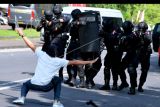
[{"left": 0, "top": 28, "right": 40, "bottom": 39}]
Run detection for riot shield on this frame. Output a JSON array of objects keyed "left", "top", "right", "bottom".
[{"left": 78, "top": 11, "right": 101, "bottom": 53}]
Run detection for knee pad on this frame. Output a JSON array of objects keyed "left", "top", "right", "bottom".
[{"left": 128, "top": 66, "right": 136, "bottom": 74}]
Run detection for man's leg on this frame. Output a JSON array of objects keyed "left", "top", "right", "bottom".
[{"left": 51, "top": 76, "right": 62, "bottom": 101}]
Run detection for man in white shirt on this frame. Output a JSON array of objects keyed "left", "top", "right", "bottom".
[{"left": 13, "top": 28, "right": 98, "bottom": 107}]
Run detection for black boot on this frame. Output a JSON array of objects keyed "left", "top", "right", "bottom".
[
  {"left": 64, "top": 79, "right": 70, "bottom": 84},
  {"left": 138, "top": 86, "right": 144, "bottom": 92},
  {"left": 99, "top": 79, "right": 110, "bottom": 90},
  {"left": 138, "top": 81, "right": 144, "bottom": 92},
  {"left": 99, "top": 85, "right": 110, "bottom": 90},
  {"left": 112, "top": 84, "right": 118, "bottom": 90},
  {"left": 128, "top": 87, "right": 136, "bottom": 95},
  {"left": 117, "top": 82, "right": 129, "bottom": 91}
]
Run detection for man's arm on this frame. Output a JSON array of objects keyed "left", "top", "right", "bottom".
[
  {"left": 68, "top": 58, "right": 99, "bottom": 65},
  {"left": 15, "top": 28, "right": 36, "bottom": 52}
]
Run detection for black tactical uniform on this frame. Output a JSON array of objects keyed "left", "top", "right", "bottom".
[
  {"left": 64, "top": 9, "right": 85, "bottom": 87},
  {"left": 135, "top": 21, "right": 152, "bottom": 92},
  {"left": 36, "top": 10, "right": 56, "bottom": 57},
  {"left": 51, "top": 5, "right": 70, "bottom": 81},
  {"left": 118, "top": 21, "right": 140, "bottom": 95},
  {"left": 99, "top": 20, "right": 125, "bottom": 90}
]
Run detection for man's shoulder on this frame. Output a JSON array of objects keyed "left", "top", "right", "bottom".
[{"left": 35, "top": 47, "right": 44, "bottom": 55}]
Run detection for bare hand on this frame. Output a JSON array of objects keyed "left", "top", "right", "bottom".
[{"left": 15, "top": 28, "right": 24, "bottom": 37}]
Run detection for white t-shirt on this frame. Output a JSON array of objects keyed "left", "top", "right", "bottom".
[{"left": 31, "top": 48, "right": 69, "bottom": 86}]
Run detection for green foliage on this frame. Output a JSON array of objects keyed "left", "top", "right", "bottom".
[
  {"left": 88, "top": 4, "right": 160, "bottom": 27},
  {"left": 0, "top": 28, "right": 40, "bottom": 39}
]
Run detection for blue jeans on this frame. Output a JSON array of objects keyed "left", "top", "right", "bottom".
[{"left": 21, "top": 76, "right": 62, "bottom": 100}]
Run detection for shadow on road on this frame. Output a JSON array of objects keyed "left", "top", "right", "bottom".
[{"left": 4, "top": 82, "right": 160, "bottom": 107}]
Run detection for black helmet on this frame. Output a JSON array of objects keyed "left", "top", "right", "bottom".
[
  {"left": 102, "top": 20, "right": 115, "bottom": 32},
  {"left": 52, "top": 5, "right": 63, "bottom": 15},
  {"left": 137, "top": 21, "right": 148, "bottom": 31},
  {"left": 71, "top": 9, "right": 81, "bottom": 19},
  {"left": 44, "top": 10, "right": 53, "bottom": 21},
  {"left": 122, "top": 21, "right": 134, "bottom": 32}
]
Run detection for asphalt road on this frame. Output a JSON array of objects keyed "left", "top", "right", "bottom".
[{"left": 0, "top": 48, "right": 160, "bottom": 107}]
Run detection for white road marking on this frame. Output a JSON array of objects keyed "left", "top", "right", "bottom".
[
  {"left": 0, "top": 72, "right": 68, "bottom": 91},
  {"left": 0, "top": 78, "right": 30, "bottom": 86},
  {"left": 0, "top": 78, "right": 30, "bottom": 91}
]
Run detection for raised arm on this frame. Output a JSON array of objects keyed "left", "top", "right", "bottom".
[
  {"left": 15, "top": 28, "right": 36, "bottom": 52},
  {"left": 68, "top": 58, "right": 99, "bottom": 65}
]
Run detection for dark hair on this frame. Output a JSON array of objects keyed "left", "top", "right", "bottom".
[{"left": 42, "top": 44, "right": 55, "bottom": 57}]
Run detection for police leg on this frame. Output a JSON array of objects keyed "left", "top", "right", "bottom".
[
  {"left": 138, "top": 54, "right": 150, "bottom": 92},
  {"left": 85, "top": 63, "right": 93, "bottom": 89},
  {"left": 64, "top": 65, "right": 72, "bottom": 84},
  {"left": 111, "top": 68, "right": 118, "bottom": 90},
  {"left": 59, "top": 68, "right": 64, "bottom": 81},
  {"left": 69, "top": 65, "right": 77, "bottom": 87},
  {"left": 100, "top": 53, "right": 111, "bottom": 90},
  {"left": 127, "top": 64, "right": 137, "bottom": 95},
  {"left": 117, "top": 55, "right": 129, "bottom": 91},
  {"left": 88, "top": 56, "right": 102, "bottom": 88},
  {"left": 111, "top": 52, "right": 121, "bottom": 90},
  {"left": 76, "top": 65, "right": 85, "bottom": 88}
]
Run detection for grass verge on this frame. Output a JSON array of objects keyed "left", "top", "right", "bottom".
[{"left": 0, "top": 28, "right": 40, "bottom": 40}]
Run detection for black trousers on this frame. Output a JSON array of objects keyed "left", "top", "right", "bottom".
[
  {"left": 138, "top": 53, "right": 151, "bottom": 87},
  {"left": 120, "top": 53, "right": 139, "bottom": 88},
  {"left": 103, "top": 51, "right": 123, "bottom": 85},
  {"left": 81, "top": 52, "right": 102, "bottom": 85}
]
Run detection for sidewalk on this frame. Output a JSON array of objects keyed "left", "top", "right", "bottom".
[{"left": 0, "top": 38, "right": 43, "bottom": 49}]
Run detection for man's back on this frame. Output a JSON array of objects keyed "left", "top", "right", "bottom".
[{"left": 31, "top": 48, "right": 69, "bottom": 86}]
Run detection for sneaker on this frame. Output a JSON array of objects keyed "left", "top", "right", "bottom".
[
  {"left": 53, "top": 100, "right": 64, "bottom": 107},
  {"left": 13, "top": 97, "right": 25, "bottom": 105}
]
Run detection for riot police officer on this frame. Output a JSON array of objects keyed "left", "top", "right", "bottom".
[
  {"left": 78, "top": 10, "right": 102, "bottom": 89},
  {"left": 64, "top": 9, "right": 86, "bottom": 87},
  {"left": 118, "top": 21, "right": 140, "bottom": 95},
  {"left": 135, "top": 21, "right": 152, "bottom": 92},
  {"left": 99, "top": 20, "right": 125, "bottom": 90},
  {"left": 36, "top": 10, "right": 55, "bottom": 55},
  {"left": 51, "top": 5, "right": 70, "bottom": 81}
]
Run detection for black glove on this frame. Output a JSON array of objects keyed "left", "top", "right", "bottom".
[
  {"left": 52, "top": 19, "right": 60, "bottom": 24},
  {"left": 40, "top": 17, "right": 46, "bottom": 26}
]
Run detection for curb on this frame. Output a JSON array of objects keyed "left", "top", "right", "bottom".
[{"left": 0, "top": 38, "right": 43, "bottom": 49}]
